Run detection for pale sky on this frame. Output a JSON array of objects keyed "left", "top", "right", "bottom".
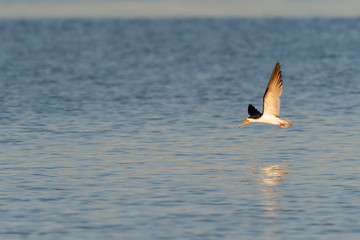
[{"left": 0, "top": 0, "right": 359, "bottom": 18}]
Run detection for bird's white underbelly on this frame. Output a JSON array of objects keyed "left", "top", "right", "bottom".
[{"left": 255, "top": 114, "right": 281, "bottom": 124}]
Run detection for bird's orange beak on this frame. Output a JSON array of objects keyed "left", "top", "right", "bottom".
[{"left": 238, "top": 119, "right": 249, "bottom": 128}]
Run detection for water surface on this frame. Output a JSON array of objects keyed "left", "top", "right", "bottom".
[{"left": 0, "top": 18, "right": 360, "bottom": 239}]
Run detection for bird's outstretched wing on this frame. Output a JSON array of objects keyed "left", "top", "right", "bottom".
[
  {"left": 248, "top": 104, "right": 261, "bottom": 117},
  {"left": 262, "top": 62, "right": 283, "bottom": 117}
]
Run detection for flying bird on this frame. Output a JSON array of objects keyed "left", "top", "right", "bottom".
[{"left": 238, "top": 62, "right": 292, "bottom": 128}]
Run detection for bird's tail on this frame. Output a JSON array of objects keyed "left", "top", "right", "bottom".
[{"left": 278, "top": 118, "right": 292, "bottom": 128}]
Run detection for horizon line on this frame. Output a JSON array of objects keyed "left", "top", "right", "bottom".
[{"left": 0, "top": 2, "right": 359, "bottom": 18}]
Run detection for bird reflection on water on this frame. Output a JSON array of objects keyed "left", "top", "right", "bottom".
[
  {"left": 246, "top": 162, "right": 292, "bottom": 211},
  {"left": 261, "top": 164, "right": 288, "bottom": 186}
]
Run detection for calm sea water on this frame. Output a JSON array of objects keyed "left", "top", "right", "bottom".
[{"left": 0, "top": 18, "right": 360, "bottom": 239}]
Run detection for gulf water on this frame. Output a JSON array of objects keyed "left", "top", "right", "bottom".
[{"left": 0, "top": 18, "right": 360, "bottom": 239}]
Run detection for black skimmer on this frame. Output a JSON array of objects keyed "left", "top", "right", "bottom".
[{"left": 238, "top": 62, "right": 292, "bottom": 128}]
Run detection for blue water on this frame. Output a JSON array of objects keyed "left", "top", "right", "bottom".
[{"left": 0, "top": 18, "right": 360, "bottom": 239}]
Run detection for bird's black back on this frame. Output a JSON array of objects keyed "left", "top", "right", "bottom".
[{"left": 248, "top": 104, "right": 262, "bottom": 119}]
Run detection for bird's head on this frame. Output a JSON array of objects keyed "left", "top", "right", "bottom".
[{"left": 237, "top": 119, "right": 250, "bottom": 128}]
